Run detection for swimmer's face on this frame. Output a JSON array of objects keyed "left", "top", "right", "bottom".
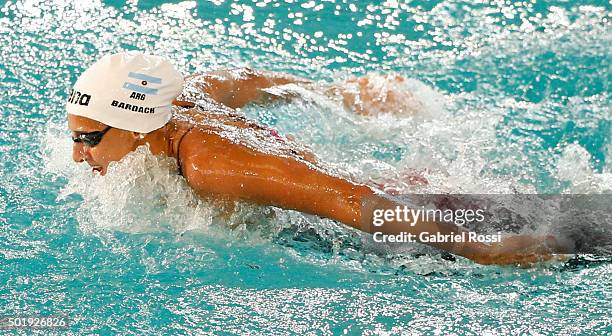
[{"left": 68, "top": 114, "right": 141, "bottom": 176}]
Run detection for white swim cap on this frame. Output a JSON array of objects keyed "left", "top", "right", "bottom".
[{"left": 66, "top": 51, "right": 184, "bottom": 133}]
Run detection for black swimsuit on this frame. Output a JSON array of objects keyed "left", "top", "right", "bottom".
[{"left": 175, "top": 127, "right": 194, "bottom": 176}]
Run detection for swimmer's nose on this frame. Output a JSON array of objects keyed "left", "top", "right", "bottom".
[{"left": 72, "top": 142, "right": 89, "bottom": 163}]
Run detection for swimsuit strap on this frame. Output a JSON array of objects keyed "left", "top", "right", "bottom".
[{"left": 175, "top": 126, "right": 195, "bottom": 176}]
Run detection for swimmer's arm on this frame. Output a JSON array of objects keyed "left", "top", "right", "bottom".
[
  {"left": 176, "top": 68, "right": 310, "bottom": 109},
  {"left": 177, "top": 130, "right": 549, "bottom": 264},
  {"left": 174, "top": 69, "right": 414, "bottom": 116}
]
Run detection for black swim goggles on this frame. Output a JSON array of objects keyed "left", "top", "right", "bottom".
[{"left": 71, "top": 126, "right": 112, "bottom": 147}]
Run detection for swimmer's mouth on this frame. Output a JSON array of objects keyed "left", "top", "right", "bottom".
[{"left": 91, "top": 166, "right": 103, "bottom": 174}]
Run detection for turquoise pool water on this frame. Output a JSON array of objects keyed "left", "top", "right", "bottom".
[{"left": 1, "top": 0, "right": 611, "bottom": 334}]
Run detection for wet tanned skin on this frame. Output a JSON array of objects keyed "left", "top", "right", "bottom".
[
  {"left": 177, "top": 127, "right": 372, "bottom": 227},
  {"left": 68, "top": 115, "right": 171, "bottom": 176},
  {"left": 69, "top": 68, "right": 567, "bottom": 265}
]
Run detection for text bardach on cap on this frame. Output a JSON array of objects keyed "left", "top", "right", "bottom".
[{"left": 110, "top": 99, "right": 155, "bottom": 114}]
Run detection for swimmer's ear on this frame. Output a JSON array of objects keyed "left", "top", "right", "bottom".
[{"left": 172, "top": 99, "right": 195, "bottom": 108}]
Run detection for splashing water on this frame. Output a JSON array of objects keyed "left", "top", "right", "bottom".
[{"left": 2, "top": 0, "right": 611, "bottom": 334}]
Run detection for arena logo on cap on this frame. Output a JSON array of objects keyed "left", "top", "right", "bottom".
[
  {"left": 122, "top": 72, "right": 162, "bottom": 96},
  {"left": 68, "top": 89, "right": 92, "bottom": 106}
]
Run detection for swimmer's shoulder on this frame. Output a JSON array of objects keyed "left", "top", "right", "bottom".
[
  {"left": 175, "top": 127, "right": 228, "bottom": 171},
  {"left": 176, "top": 126, "right": 254, "bottom": 196},
  {"left": 171, "top": 73, "right": 220, "bottom": 109},
  {"left": 174, "top": 72, "right": 237, "bottom": 108}
]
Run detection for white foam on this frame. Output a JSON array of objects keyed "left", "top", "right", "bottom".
[
  {"left": 372, "top": 74, "right": 446, "bottom": 118},
  {"left": 557, "top": 144, "right": 612, "bottom": 193}
]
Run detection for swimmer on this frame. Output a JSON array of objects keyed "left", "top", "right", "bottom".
[{"left": 67, "top": 52, "right": 567, "bottom": 265}]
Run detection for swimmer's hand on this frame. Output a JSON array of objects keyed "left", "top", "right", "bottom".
[
  {"left": 334, "top": 74, "right": 423, "bottom": 116},
  {"left": 473, "top": 235, "right": 572, "bottom": 266}
]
